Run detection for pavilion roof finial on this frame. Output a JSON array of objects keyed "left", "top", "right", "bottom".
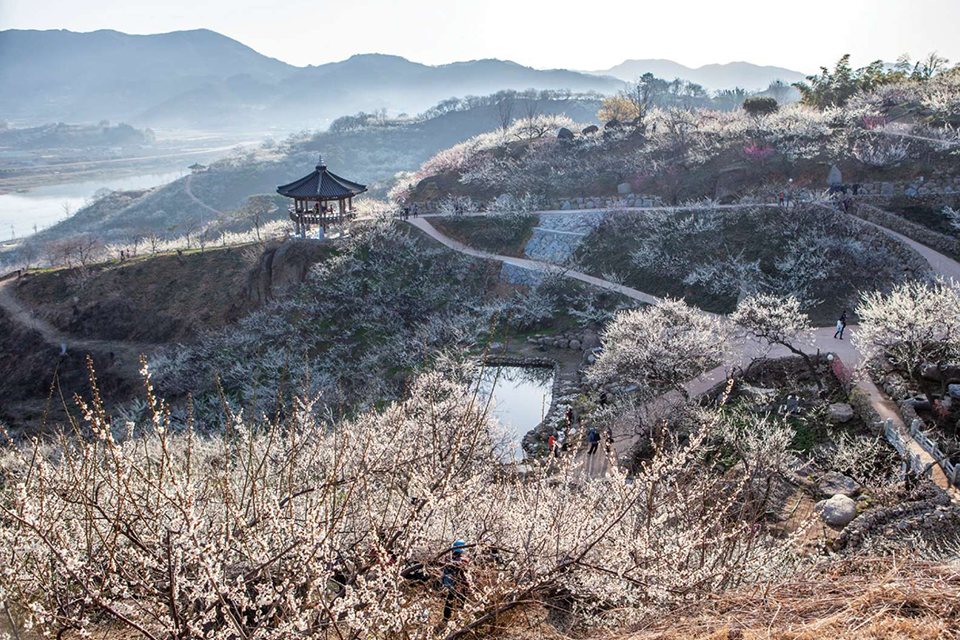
[{"left": 316, "top": 153, "right": 325, "bottom": 170}]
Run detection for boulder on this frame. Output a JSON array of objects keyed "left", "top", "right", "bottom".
[
  {"left": 246, "top": 240, "right": 330, "bottom": 304},
  {"left": 819, "top": 472, "right": 861, "bottom": 497},
  {"left": 815, "top": 494, "right": 857, "bottom": 527},
  {"left": 581, "top": 125, "right": 599, "bottom": 135},
  {"left": 569, "top": 339, "right": 581, "bottom": 351},
  {"left": 617, "top": 182, "right": 632, "bottom": 195},
  {"left": 557, "top": 128, "right": 574, "bottom": 141},
  {"left": 949, "top": 384, "right": 960, "bottom": 400},
  {"left": 488, "top": 342, "right": 504, "bottom": 353},
  {"left": 904, "top": 395, "right": 932, "bottom": 410},
  {"left": 828, "top": 403, "right": 855, "bottom": 424},
  {"left": 581, "top": 329, "right": 601, "bottom": 351}
]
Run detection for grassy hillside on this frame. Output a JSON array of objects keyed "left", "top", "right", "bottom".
[{"left": 17, "top": 245, "right": 260, "bottom": 343}]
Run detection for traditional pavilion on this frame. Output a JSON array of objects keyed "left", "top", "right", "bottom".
[{"left": 277, "top": 154, "right": 367, "bottom": 240}]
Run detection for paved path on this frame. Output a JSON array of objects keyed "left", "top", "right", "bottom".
[
  {"left": 408, "top": 209, "right": 960, "bottom": 492},
  {"left": 855, "top": 203, "right": 960, "bottom": 282},
  {"left": 880, "top": 128, "right": 960, "bottom": 149}
]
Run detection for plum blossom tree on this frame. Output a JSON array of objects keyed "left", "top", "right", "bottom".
[
  {"left": 731, "top": 293, "right": 821, "bottom": 389},
  {"left": 854, "top": 278, "right": 960, "bottom": 393},
  {"left": 587, "top": 299, "right": 729, "bottom": 400},
  {"left": 0, "top": 360, "right": 800, "bottom": 639}
]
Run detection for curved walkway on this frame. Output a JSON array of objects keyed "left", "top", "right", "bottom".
[
  {"left": 407, "top": 208, "right": 960, "bottom": 492},
  {"left": 184, "top": 173, "right": 225, "bottom": 219},
  {"left": 856, "top": 206, "right": 960, "bottom": 282}
]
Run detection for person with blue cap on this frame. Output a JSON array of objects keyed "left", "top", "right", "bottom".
[{"left": 441, "top": 539, "right": 469, "bottom": 623}]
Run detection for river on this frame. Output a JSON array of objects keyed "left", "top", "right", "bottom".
[{"left": 0, "top": 170, "right": 185, "bottom": 241}]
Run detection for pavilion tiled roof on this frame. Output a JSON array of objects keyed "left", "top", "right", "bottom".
[{"left": 277, "top": 155, "right": 367, "bottom": 199}]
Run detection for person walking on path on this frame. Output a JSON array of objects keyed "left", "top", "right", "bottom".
[
  {"left": 412, "top": 203, "right": 419, "bottom": 218},
  {"left": 778, "top": 192, "right": 785, "bottom": 207},
  {"left": 440, "top": 540, "right": 469, "bottom": 624},
  {"left": 548, "top": 433, "right": 557, "bottom": 458},
  {"left": 834, "top": 311, "right": 847, "bottom": 340},
  {"left": 587, "top": 427, "right": 600, "bottom": 455},
  {"left": 604, "top": 426, "right": 615, "bottom": 456}
]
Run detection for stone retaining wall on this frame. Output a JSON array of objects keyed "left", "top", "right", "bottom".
[
  {"left": 838, "top": 482, "right": 957, "bottom": 549},
  {"left": 850, "top": 200, "right": 960, "bottom": 260},
  {"left": 548, "top": 194, "right": 663, "bottom": 211},
  {"left": 499, "top": 262, "right": 544, "bottom": 286}
]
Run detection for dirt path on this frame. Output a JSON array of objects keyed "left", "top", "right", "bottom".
[
  {"left": 408, "top": 212, "right": 960, "bottom": 493},
  {"left": 0, "top": 275, "right": 153, "bottom": 364},
  {"left": 184, "top": 173, "right": 225, "bottom": 218}
]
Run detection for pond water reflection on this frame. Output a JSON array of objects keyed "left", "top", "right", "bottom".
[{"left": 475, "top": 365, "right": 553, "bottom": 459}]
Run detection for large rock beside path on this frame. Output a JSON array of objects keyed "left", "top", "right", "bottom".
[
  {"left": 815, "top": 494, "right": 857, "bottom": 527},
  {"left": 828, "top": 403, "right": 855, "bottom": 424},
  {"left": 819, "top": 472, "right": 861, "bottom": 498}
]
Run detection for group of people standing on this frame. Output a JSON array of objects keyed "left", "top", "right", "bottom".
[
  {"left": 400, "top": 204, "right": 419, "bottom": 220},
  {"left": 546, "top": 399, "right": 615, "bottom": 460}
]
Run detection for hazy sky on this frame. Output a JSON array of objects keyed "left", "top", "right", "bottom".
[{"left": 2, "top": 0, "right": 958, "bottom": 73}]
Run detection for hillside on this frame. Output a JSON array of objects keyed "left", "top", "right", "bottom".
[
  {"left": 24, "top": 97, "right": 600, "bottom": 244},
  {"left": 593, "top": 58, "right": 807, "bottom": 89}
]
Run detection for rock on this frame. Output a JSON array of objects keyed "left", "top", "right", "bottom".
[
  {"left": 828, "top": 402, "right": 855, "bottom": 424},
  {"left": 617, "top": 183, "right": 632, "bottom": 195},
  {"left": 557, "top": 127, "right": 574, "bottom": 141},
  {"left": 819, "top": 472, "right": 861, "bottom": 497},
  {"left": 815, "top": 494, "right": 857, "bottom": 527},
  {"left": 949, "top": 384, "right": 960, "bottom": 399},
  {"left": 581, "top": 125, "right": 599, "bottom": 135},
  {"left": 904, "top": 395, "right": 932, "bottom": 410},
  {"left": 587, "top": 354, "right": 597, "bottom": 365},
  {"left": 581, "top": 330, "right": 601, "bottom": 350},
  {"left": 740, "top": 384, "right": 776, "bottom": 401},
  {"left": 921, "top": 362, "right": 941, "bottom": 381},
  {"left": 246, "top": 240, "right": 330, "bottom": 304},
  {"left": 827, "top": 165, "right": 842, "bottom": 185},
  {"left": 488, "top": 342, "right": 504, "bottom": 352},
  {"left": 569, "top": 339, "right": 581, "bottom": 351}
]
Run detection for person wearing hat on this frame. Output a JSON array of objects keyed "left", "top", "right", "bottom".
[{"left": 441, "top": 540, "right": 469, "bottom": 623}]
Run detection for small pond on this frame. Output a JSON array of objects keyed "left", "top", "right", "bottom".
[{"left": 475, "top": 365, "right": 554, "bottom": 459}]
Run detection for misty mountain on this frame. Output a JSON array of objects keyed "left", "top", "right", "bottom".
[
  {"left": 592, "top": 59, "right": 807, "bottom": 90},
  {"left": 1, "top": 28, "right": 807, "bottom": 131},
  {"left": 264, "top": 54, "right": 621, "bottom": 128},
  {"left": 0, "top": 29, "right": 295, "bottom": 124},
  {"left": 0, "top": 29, "right": 620, "bottom": 130}
]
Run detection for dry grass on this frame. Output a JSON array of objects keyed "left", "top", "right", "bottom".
[{"left": 621, "top": 557, "right": 960, "bottom": 640}]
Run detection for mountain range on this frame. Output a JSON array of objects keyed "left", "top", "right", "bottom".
[
  {"left": 591, "top": 59, "right": 807, "bottom": 90},
  {"left": 0, "top": 29, "right": 807, "bottom": 130}
]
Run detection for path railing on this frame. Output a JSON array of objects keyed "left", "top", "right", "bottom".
[{"left": 909, "top": 417, "right": 960, "bottom": 487}]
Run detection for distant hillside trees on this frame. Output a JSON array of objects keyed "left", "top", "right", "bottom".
[
  {"left": 742, "top": 96, "right": 780, "bottom": 124},
  {"left": 793, "top": 52, "right": 952, "bottom": 109}
]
